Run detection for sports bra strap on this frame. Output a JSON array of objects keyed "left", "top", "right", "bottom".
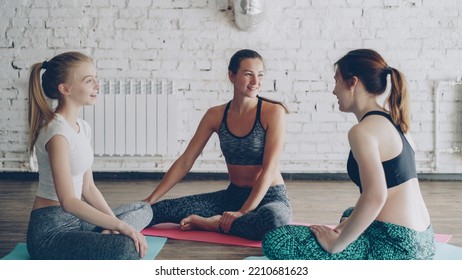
[
  {"left": 222, "top": 101, "right": 231, "bottom": 124},
  {"left": 222, "top": 96, "right": 262, "bottom": 124},
  {"left": 361, "top": 110, "right": 403, "bottom": 133},
  {"left": 256, "top": 97, "right": 262, "bottom": 121},
  {"left": 361, "top": 110, "right": 391, "bottom": 122}
]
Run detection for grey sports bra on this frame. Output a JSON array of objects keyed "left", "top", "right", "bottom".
[{"left": 218, "top": 97, "right": 266, "bottom": 165}]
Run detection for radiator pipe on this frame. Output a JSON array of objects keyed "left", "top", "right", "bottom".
[{"left": 433, "top": 78, "right": 462, "bottom": 172}]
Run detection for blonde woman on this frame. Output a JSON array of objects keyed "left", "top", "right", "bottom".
[{"left": 27, "top": 52, "right": 152, "bottom": 259}]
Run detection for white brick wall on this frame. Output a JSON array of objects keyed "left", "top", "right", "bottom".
[{"left": 1, "top": 0, "right": 461, "bottom": 173}]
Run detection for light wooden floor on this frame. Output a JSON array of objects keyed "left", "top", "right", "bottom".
[{"left": 0, "top": 179, "right": 460, "bottom": 259}]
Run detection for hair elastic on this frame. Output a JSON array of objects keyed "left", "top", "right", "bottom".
[
  {"left": 41, "top": 61, "right": 49, "bottom": 70},
  {"left": 387, "top": 66, "right": 392, "bottom": 74}
]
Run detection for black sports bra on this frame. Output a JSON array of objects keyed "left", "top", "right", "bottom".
[{"left": 347, "top": 111, "right": 417, "bottom": 193}]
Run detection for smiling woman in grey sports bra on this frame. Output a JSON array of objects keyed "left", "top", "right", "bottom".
[{"left": 143, "top": 49, "right": 292, "bottom": 240}]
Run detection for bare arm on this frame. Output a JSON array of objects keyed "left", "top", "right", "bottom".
[
  {"left": 49, "top": 136, "right": 121, "bottom": 228},
  {"left": 48, "top": 135, "right": 147, "bottom": 257},
  {"left": 313, "top": 125, "right": 388, "bottom": 253},
  {"left": 81, "top": 170, "right": 116, "bottom": 218},
  {"left": 239, "top": 104, "right": 286, "bottom": 213},
  {"left": 144, "top": 108, "right": 219, "bottom": 204}
]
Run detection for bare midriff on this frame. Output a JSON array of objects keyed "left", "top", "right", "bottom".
[
  {"left": 32, "top": 196, "right": 60, "bottom": 211},
  {"left": 226, "top": 164, "right": 284, "bottom": 188}
]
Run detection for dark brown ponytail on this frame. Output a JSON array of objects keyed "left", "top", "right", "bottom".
[{"left": 387, "top": 67, "right": 410, "bottom": 133}]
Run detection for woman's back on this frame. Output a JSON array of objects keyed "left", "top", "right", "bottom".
[{"left": 357, "top": 113, "right": 431, "bottom": 231}]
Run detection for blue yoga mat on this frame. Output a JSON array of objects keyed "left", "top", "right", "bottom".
[
  {"left": 433, "top": 242, "right": 462, "bottom": 260},
  {"left": 245, "top": 242, "right": 462, "bottom": 260},
  {"left": 1, "top": 243, "right": 30, "bottom": 260},
  {"left": 1, "top": 236, "right": 167, "bottom": 260}
]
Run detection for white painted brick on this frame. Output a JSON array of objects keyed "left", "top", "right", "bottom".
[
  {"left": 172, "top": 0, "right": 191, "bottom": 8},
  {"left": 191, "top": 0, "right": 209, "bottom": 8},
  {"left": 85, "top": 7, "right": 118, "bottom": 18},
  {"left": 114, "top": 19, "right": 138, "bottom": 29},
  {"left": 108, "top": 0, "right": 126, "bottom": 8},
  {"left": 130, "top": 59, "right": 161, "bottom": 71},
  {"left": 284, "top": 143, "right": 299, "bottom": 153},
  {"left": 45, "top": 18, "right": 81, "bottom": 28},
  {"left": 98, "top": 39, "right": 131, "bottom": 49},
  {"left": 97, "top": 59, "right": 129, "bottom": 69},
  {"left": 316, "top": 143, "right": 333, "bottom": 153},
  {"left": 1, "top": 1, "right": 462, "bottom": 173},
  {"left": 85, "top": 0, "right": 110, "bottom": 8},
  {"left": 312, "top": 112, "right": 348, "bottom": 123},
  {"left": 119, "top": 8, "right": 145, "bottom": 19},
  {"left": 128, "top": 0, "right": 152, "bottom": 8},
  {"left": 423, "top": 0, "right": 458, "bottom": 7},
  {"left": 287, "top": 122, "right": 303, "bottom": 133}
]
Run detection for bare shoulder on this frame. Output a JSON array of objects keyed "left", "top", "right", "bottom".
[
  {"left": 347, "top": 123, "right": 364, "bottom": 143},
  {"left": 262, "top": 99, "right": 286, "bottom": 112},
  {"left": 348, "top": 121, "right": 377, "bottom": 150},
  {"left": 261, "top": 101, "right": 286, "bottom": 119},
  {"left": 205, "top": 103, "right": 227, "bottom": 119},
  {"left": 260, "top": 102, "right": 286, "bottom": 130},
  {"left": 351, "top": 114, "right": 393, "bottom": 136},
  {"left": 362, "top": 113, "right": 396, "bottom": 130},
  {"left": 201, "top": 102, "right": 227, "bottom": 130}
]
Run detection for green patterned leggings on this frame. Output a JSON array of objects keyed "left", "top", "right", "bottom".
[{"left": 262, "top": 207, "right": 436, "bottom": 260}]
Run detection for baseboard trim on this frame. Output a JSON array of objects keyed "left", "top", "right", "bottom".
[{"left": 1, "top": 171, "right": 462, "bottom": 181}]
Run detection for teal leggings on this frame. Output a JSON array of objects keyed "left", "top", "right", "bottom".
[{"left": 262, "top": 207, "right": 436, "bottom": 260}]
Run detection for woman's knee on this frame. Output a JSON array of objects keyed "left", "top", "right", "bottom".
[
  {"left": 262, "top": 225, "right": 321, "bottom": 260},
  {"left": 138, "top": 201, "right": 154, "bottom": 225},
  {"left": 109, "top": 235, "right": 141, "bottom": 260},
  {"left": 261, "top": 203, "right": 292, "bottom": 228}
]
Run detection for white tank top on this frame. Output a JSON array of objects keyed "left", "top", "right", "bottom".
[{"left": 35, "top": 114, "right": 94, "bottom": 201}]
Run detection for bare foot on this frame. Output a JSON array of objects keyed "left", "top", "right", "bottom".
[{"left": 180, "top": 214, "right": 221, "bottom": 232}]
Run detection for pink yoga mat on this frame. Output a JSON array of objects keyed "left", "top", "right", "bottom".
[
  {"left": 141, "top": 222, "right": 452, "bottom": 247},
  {"left": 142, "top": 223, "right": 262, "bottom": 247}
]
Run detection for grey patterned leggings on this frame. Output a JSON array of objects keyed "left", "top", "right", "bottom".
[
  {"left": 26, "top": 201, "right": 153, "bottom": 260},
  {"left": 149, "top": 183, "right": 292, "bottom": 240}
]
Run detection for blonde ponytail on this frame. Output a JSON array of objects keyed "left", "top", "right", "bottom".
[
  {"left": 27, "top": 52, "right": 93, "bottom": 154},
  {"left": 28, "top": 63, "right": 54, "bottom": 155}
]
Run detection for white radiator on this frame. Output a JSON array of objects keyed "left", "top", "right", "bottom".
[{"left": 80, "top": 79, "right": 177, "bottom": 156}]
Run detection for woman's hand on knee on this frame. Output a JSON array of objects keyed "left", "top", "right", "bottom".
[
  {"left": 119, "top": 222, "right": 148, "bottom": 258},
  {"left": 131, "top": 231, "right": 148, "bottom": 258},
  {"left": 219, "top": 211, "right": 243, "bottom": 233},
  {"left": 310, "top": 225, "right": 341, "bottom": 254}
]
